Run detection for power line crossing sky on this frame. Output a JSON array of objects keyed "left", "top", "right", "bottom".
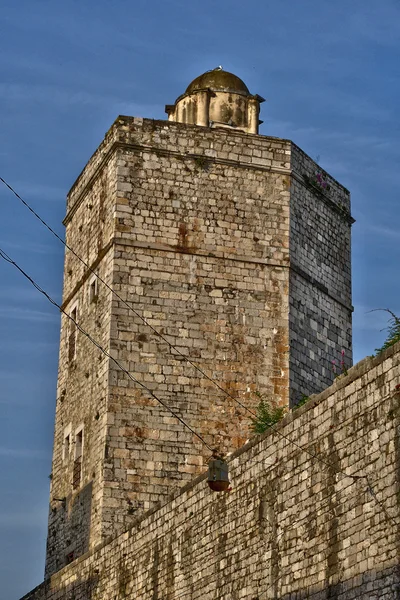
[{"left": 1, "top": 1, "right": 400, "bottom": 597}]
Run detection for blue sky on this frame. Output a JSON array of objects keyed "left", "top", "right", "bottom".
[{"left": 1, "top": 1, "right": 399, "bottom": 597}]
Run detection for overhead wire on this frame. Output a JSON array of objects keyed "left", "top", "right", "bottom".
[
  {"left": 0, "top": 175, "right": 369, "bottom": 481},
  {"left": 0, "top": 246, "right": 213, "bottom": 452},
  {"left": 0, "top": 175, "right": 257, "bottom": 417},
  {"left": 1, "top": 178, "right": 398, "bottom": 529},
  {"left": 1, "top": 214, "right": 398, "bottom": 582}
]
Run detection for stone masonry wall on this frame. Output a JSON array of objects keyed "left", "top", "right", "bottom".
[
  {"left": 23, "top": 342, "right": 400, "bottom": 599},
  {"left": 289, "top": 144, "right": 353, "bottom": 405},
  {"left": 102, "top": 118, "right": 292, "bottom": 538},
  {"left": 45, "top": 151, "right": 118, "bottom": 574},
  {"left": 44, "top": 116, "right": 354, "bottom": 574},
  {"left": 46, "top": 117, "right": 294, "bottom": 572}
]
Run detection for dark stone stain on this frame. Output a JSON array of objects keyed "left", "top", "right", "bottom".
[
  {"left": 45, "top": 482, "right": 92, "bottom": 578},
  {"left": 324, "top": 431, "right": 340, "bottom": 600},
  {"left": 177, "top": 222, "right": 189, "bottom": 250},
  {"left": 117, "top": 555, "right": 130, "bottom": 598},
  {"left": 165, "top": 536, "right": 176, "bottom": 597},
  {"left": 392, "top": 411, "right": 400, "bottom": 587},
  {"left": 151, "top": 540, "right": 160, "bottom": 600}
]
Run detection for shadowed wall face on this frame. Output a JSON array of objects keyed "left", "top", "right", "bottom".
[
  {"left": 23, "top": 344, "right": 400, "bottom": 599},
  {"left": 289, "top": 144, "right": 352, "bottom": 405}
]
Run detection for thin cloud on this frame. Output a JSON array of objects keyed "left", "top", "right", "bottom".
[
  {"left": 0, "top": 239, "right": 59, "bottom": 255},
  {"left": 270, "top": 120, "right": 397, "bottom": 153},
  {"left": 0, "top": 286, "right": 47, "bottom": 300},
  {"left": 0, "top": 509, "right": 48, "bottom": 529},
  {"left": 1, "top": 181, "right": 67, "bottom": 202},
  {"left": 4, "top": 339, "right": 59, "bottom": 351},
  {"left": 0, "top": 306, "right": 58, "bottom": 323},
  {"left": 362, "top": 224, "right": 400, "bottom": 240},
  {"left": 0, "top": 447, "right": 48, "bottom": 460},
  {"left": 0, "top": 82, "right": 107, "bottom": 108},
  {"left": 293, "top": 83, "right": 393, "bottom": 124},
  {"left": 347, "top": 2, "right": 400, "bottom": 47},
  {"left": 0, "top": 82, "right": 158, "bottom": 117}
]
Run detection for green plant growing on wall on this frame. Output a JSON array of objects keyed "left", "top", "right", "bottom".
[
  {"left": 371, "top": 309, "right": 400, "bottom": 355},
  {"left": 303, "top": 171, "right": 330, "bottom": 192},
  {"left": 193, "top": 156, "right": 210, "bottom": 171},
  {"left": 293, "top": 393, "right": 310, "bottom": 410},
  {"left": 251, "top": 394, "right": 287, "bottom": 434}
]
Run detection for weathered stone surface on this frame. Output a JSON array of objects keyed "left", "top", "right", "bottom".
[
  {"left": 165, "top": 68, "right": 264, "bottom": 134},
  {"left": 43, "top": 116, "right": 352, "bottom": 578},
  {"left": 290, "top": 144, "right": 352, "bottom": 404},
  {"left": 22, "top": 343, "right": 400, "bottom": 599}
]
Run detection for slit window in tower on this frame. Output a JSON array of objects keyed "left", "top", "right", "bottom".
[
  {"left": 72, "top": 428, "right": 83, "bottom": 490},
  {"left": 89, "top": 276, "right": 98, "bottom": 304},
  {"left": 68, "top": 305, "right": 78, "bottom": 362},
  {"left": 63, "top": 427, "right": 71, "bottom": 462}
]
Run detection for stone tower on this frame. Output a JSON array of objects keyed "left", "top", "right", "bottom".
[{"left": 45, "top": 69, "right": 353, "bottom": 576}]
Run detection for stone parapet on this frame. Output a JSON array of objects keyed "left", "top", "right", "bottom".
[{"left": 22, "top": 342, "right": 400, "bottom": 599}]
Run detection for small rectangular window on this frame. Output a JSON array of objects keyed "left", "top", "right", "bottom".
[
  {"left": 64, "top": 434, "right": 70, "bottom": 460},
  {"left": 75, "top": 429, "right": 83, "bottom": 459},
  {"left": 89, "top": 277, "right": 98, "bottom": 304},
  {"left": 72, "top": 459, "right": 81, "bottom": 489},
  {"left": 66, "top": 551, "right": 74, "bottom": 564},
  {"left": 63, "top": 426, "right": 71, "bottom": 461},
  {"left": 68, "top": 305, "right": 78, "bottom": 362},
  {"left": 73, "top": 428, "right": 83, "bottom": 489}
]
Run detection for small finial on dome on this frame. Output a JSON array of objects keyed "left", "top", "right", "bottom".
[{"left": 215, "top": 66, "right": 223, "bottom": 71}]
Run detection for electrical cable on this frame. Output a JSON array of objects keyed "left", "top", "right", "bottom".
[
  {"left": 0, "top": 176, "right": 367, "bottom": 481},
  {"left": 0, "top": 246, "right": 213, "bottom": 452},
  {"left": 1, "top": 245, "right": 395, "bottom": 516},
  {"left": 0, "top": 175, "right": 257, "bottom": 418},
  {"left": 1, "top": 244, "right": 398, "bottom": 589},
  {"left": 365, "top": 474, "right": 398, "bottom": 529},
  {"left": 2, "top": 179, "right": 398, "bottom": 528},
  {"left": 2, "top": 170, "right": 398, "bottom": 596}
]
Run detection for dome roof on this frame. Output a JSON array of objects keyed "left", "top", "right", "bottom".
[{"left": 185, "top": 69, "right": 250, "bottom": 95}]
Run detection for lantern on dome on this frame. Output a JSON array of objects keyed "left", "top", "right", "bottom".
[{"left": 207, "top": 449, "right": 230, "bottom": 492}]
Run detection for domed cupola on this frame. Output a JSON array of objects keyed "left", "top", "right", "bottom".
[{"left": 165, "top": 67, "right": 265, "bottom": 134}]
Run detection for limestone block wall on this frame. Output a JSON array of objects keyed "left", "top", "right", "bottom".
[
  {"left": 102, "top": 118, "right": 292, "bottom": 538},
  {"left": 22, "top": 343, "right": 400, "bottom": 599},
  {"left": 103, "top": 246, "right": 289, "bottom": 539},
  {"left": 63, "top": 152, "right": 118, "bottom": 302},
  {"left": 45, "top": 150, "right": 118, "bottom": 574},
  {"left": 44, "top": 116, "right": 354, "bottom": 575},
  {"left": 289, "top": 144, "right": 353, "bottom": 404},
  {"left": 46, "top": 117, "right": 294, "bottom": 572},
  {"left": 45, "top": 257, "right": 113, "bottom": 576}
]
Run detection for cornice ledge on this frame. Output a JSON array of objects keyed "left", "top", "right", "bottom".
[
  {"left": 64, "top": 140, "right": 292, "bottom": 225},
  {"left": 114, "top": 236, "right": 289, "bottom": 268},
  {"left": 291, "top": 170, "right": 355, "bottom": 225}
]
